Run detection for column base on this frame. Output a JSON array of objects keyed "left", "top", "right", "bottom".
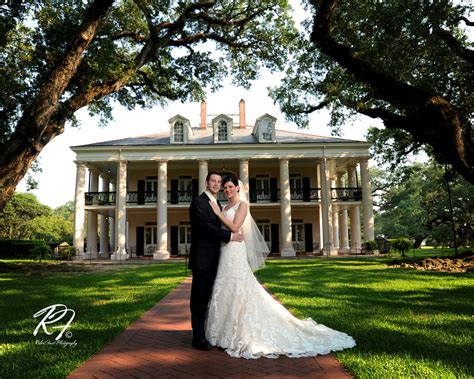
[
  {"left": 75, "top": 252, "right": 98, "bottom": 260},
  {"left": 280, "top": 247, "right": 296, "bottom": 257},
  {"left": 153, "top": 250, "right": 170, "bottom": 260},
  {"left": 110, "top": 249, "right": 129, "bottom": 261},
  {"left": 338, "top": 247, "right": 351, "bottom": 255},
  {"left": 322, "top": 248, "right": 339, "bottom": 256}
]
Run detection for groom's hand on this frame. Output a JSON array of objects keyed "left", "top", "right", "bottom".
[{"left": 231, "top": 232, "right": 244, "bottom": 242}]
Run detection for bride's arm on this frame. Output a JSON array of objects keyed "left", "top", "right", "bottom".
[{"left": 210, "top": 201, "right": 248, "bottom": 233}]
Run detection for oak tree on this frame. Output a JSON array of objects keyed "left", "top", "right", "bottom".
[
  {"left": 0, "top": 0, "right": 296, "bottom": 211},
  {"left": 271, "top": 0, "right": 473, "bottom": 183}
]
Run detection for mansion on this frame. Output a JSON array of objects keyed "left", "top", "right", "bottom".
[{"left": 71, "top": 100, "right": 374, "bottom": 260}]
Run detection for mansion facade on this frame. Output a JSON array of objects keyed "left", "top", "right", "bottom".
[{"left": 71, "top": 100, "right": 374, "bottom": 260}]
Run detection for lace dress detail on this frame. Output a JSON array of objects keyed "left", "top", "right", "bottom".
[{"left": 205, "top": 203, "right": 356, "bottom": 359}]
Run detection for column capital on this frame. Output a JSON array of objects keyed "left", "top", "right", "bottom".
[{"left": 74, "top": 160, "right": 87, "bottom": 167}]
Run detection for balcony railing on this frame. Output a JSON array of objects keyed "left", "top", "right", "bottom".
[
  {"left": 85, "top": 187, "right": 361, "bottom": 206},
  {"left": 85, "top": 192, "right": 116, "bottom": 205},
  {"left": 331, "top": 187, "right": 362, "bottom": 201}
]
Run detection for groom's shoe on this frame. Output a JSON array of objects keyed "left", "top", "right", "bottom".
[{"left": 192, "top": 337, "right": 212, "bottom": 351}]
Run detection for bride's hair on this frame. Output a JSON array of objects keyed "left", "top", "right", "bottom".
[{"left": 222, "top": 174, "right": 239, "bottom": 189}]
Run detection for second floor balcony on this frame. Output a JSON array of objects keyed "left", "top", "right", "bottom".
[{"left": 85, "top": 187, "right": 362, "bottom": 206}]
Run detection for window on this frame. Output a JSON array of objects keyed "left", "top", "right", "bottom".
[
  {"left": 256, "top": 174, "right": 270, "bottom": 202},
  {"left": 169, "top": 115, "right": 192, "bottom": 144},
  {"left": 252, "top": 114, "right": 276, "bottom": 143},
  {"left": 178, "top": 176, "right": 192, "bottom": 203},
  {"left": 218, "top": 121, "right": 228, "bottom": 141},
  {"left": 290, "top": 174, "right": 303, "bottom": 201},
  {"left": 262, "top": 120, "right": 273, "bottom": 141},
  {"left": 145, "top": 176, "right": 157, "bottom": 202},
  {"left": 174, "top": 122, "right": 184, "bottom": 142}
]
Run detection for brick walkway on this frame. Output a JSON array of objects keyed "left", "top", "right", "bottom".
[{"left": 68, "top": 278, "right": 352, "bottom": 379}]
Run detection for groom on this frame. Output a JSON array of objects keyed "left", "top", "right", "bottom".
[{"left": 189, "top": 172, "right": 242, "bottom": 350}]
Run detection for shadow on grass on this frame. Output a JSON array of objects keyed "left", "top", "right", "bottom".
[
  {"left": 257, "top": 259, "right": 474, "bottom": 377},
  {"left": 0, "top": 262, "right": 187, "bottom": 379}
]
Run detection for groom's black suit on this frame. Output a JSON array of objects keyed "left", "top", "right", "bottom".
[{"left": 189, "top": 192, "right": 231, "bottom": 341}]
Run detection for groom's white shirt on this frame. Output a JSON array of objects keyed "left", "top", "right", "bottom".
[
  {"left": 204, "top": 190, "right": 218, "bottom": 204},
  {"left": 205, "top": 190, "right": 234, "bottom": 240}
]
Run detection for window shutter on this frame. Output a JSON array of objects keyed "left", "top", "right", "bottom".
[
  {"left": 304, "top": 223, "right": 313, "bottom": 252},
  {"left": 303, "top": 177, "right": 310, "bottom": 202},
  {"left": 170, "top": 226, "right": 178, "bottom": 256},
  {"left": 136, "top": 227, "right": 144, "bottom": 256},
  {"left": 270, "top": 178, "right": 278, "bottom": 202},
  {"left": 249, "top": 178, "right": 257, "bottom": 203},
  {"left": 171, "top": 179, "right": 178, "bottom": 204},
  {"left": 192, "top": 179, "right": 199, "bottom": 198},
  {"left": 271, "top": 224, "right": 279, "bottom": 254},
  {"left": 137, "top": 180, "right": 145, "bottom": 205}
]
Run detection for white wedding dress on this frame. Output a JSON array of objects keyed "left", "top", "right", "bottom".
[{"left": 205, "top": 203, "right": 356, "bottom": 359}]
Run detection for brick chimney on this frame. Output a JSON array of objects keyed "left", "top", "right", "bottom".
[
  {"left": 239, "top": 99, "right": 246, "bottom": 129},
  {"left": 200, "top": 100, "right": 207, "bottom": 129}
]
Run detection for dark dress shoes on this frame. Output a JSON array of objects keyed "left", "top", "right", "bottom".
[{"left": 192, "top": 337, "right": 212, "bottom": 351}]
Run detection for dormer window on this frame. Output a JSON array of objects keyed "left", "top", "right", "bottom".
[
  {"left": 252, "top": 114, "right": 276, "bottom": 143},
  {"left": 174, "top": 122, "right": 184, "bottom": 143},
  {"left": 169, "top": 115, "right": 192, "bottom": 144},
  {"left": 218, "top": 121, "right": 228, "bottom": 141},
  {"left": 212, "top": 114, "right": 233, "bottom": 143}
]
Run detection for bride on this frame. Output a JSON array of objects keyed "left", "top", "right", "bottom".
[{"left": 205, "top": 174, "right": 356, "bottom": 359}]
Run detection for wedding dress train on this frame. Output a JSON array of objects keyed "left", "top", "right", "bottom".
[{"left": 205, "top": 203, "right": 356, "bottom": 359}]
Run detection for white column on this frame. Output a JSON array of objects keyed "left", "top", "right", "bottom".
[
  {"left": 99, "top": 175, "right": 110, "bottom": 256},
  {"left": 348, "top": 164, "right": 361, "bottom": 253},
  {"left": 319, "top": 159, "right": 335, "bottom": 255},
  {"left": 317, "top": 164, "right": 324, "bottom": 253},
  {"left": 279, "top": 159, "right": 295, "bottom": 256},
  {"left": 337, "top": 172, "right": 350, "bottom": 251},
  {"left": 86, "top": 170, "right": 99, "bottom": 258},
  {"left": 198, "top": 160, "right": 208, "bottom": 194},
  {"left": 73, "top": 162, "right": 86, "bottom": 256},
  {"left": 154, "top": 160, "right": 169, "bottom": 259},
  {"left": 332, "top": 205, "right": 340, "bottom": 249},
  {"left": 239, "top": 159, "right": 249, "bottom": 196},
  {"left": 360, "top": 159, "right": 375, "bottom": 242},
  {"left": 111, "top": 160, "right": 128, "bottom": 260},
  {"left": 109, "top": 181, "right": 116, "bottom": 251}
]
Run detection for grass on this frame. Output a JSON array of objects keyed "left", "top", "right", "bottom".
[
  {"left": 257, "top": 249, "right": 473, "bottom": 379},
  {"left": 0, "top": 260, "right": 187, "bottom": 379},
  {"left": 1, "top": 249, "right": 472, "bottom": 378}
]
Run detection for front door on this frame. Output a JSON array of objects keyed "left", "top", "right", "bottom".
[
  {"left": 292, "top": 220, "right": 305, "bottom": 252},
  {"left": 256, "top": 220, "right": 271, "bottom": 251},
  {"left": 145, "top": 225, "right": 157, "bottom": 255},
  {"left": 178, "top": 224, "right": 191, "bottom": 255}
]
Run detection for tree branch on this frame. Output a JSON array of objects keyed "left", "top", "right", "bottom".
[{"left": 432, "top": 26, "right": 474, "bottom": 63}]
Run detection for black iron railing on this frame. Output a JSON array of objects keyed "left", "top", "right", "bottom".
[
  {"left": 85, "top": 192, "right": 116, "bottom": 205},
  {"left": 85, "top": 187, "right": 361, "bottom": 205},
  {"left": 331, "top": 187, "right": 362, "bottom": 201}
]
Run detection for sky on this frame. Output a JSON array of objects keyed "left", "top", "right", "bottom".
[
  {"left": 16, "top": 72, "right": 376, "bottom": 209},
  {"left": 15, "top": 2, "right": 379, "bottom": 208}
]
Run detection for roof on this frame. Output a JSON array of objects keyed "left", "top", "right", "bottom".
[{"left": 73, "top": 126, "right": 366, "bottom": 148}]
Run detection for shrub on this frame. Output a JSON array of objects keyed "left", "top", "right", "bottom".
[
  {"left": 61, "top": 246, "right": 77, "bottom": 261},
  {"left": 364, "top": 240, "right": 379, "bottom": 254},
  {"left": 31, "top": 244, "right": 52, "bottom": 262},
  {"left": 392, "top": 238, "right": 412, "bottom": 257}
]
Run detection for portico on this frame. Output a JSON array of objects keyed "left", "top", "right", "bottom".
[{"left": 71, "top": 101, "right": 374, "bottom": 260}]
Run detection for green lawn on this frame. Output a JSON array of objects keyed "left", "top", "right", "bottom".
[
  {"left": 1, "top": 251, "right": 472, "bottom": 379},
  {"left": 257, "top": 252, "right": 473, "bottom": 379},
  {"left": 0, "top": 261, "right": 187, "bottom": 379}
]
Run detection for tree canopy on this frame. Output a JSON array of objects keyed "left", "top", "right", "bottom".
[
  {"left": 0, "top": 0, "right": 296, "bottom": 211},
  {"left": 271, "top": 0, "right": 473, "bottom": 183},
  {"left": 0, "top": 193, "right": 73, "bottom": 242},
  {"left": 373, "top": 161, "right": 473, "bottom": 248}
]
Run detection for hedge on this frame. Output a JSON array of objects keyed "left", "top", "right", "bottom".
[{"left": 0, "top": 239, "right": 51, "bottom": 258}]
